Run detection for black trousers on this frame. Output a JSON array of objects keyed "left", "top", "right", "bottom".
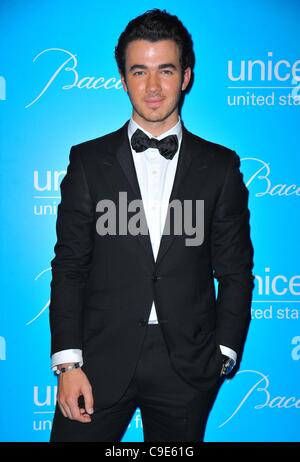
[{"left": 50, "top": 324, "right": 222, "bottom": 442}]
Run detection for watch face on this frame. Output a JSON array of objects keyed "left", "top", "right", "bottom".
[{"left": 224, "top": 358, "right": 235, "bottom": 374}]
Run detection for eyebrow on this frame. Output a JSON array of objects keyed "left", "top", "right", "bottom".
[{"left": 128, "top": 63, "right": 177, "bottom": 72}]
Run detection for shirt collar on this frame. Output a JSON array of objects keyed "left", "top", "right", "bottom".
[{"left": 128, "top": 116, "right": 182, "bottom": 146}]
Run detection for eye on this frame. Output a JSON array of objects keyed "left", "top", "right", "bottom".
[
  {"left": 161, "top": 70, "right": 173, "bottom": 75},
  {"left": 133, "top": 71, "right": 145, "bottom": 76}
]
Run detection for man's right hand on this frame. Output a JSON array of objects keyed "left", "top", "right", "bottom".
[{"left": 56, "top": 365, "right": 94, "bottom": 423}]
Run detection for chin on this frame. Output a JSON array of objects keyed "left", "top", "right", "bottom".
[
  {"left": 145, "top": 114, "right": 165, "bottom": 122},
  {"left": 142, "top": 110, "right": 170, "bottom": 123}
]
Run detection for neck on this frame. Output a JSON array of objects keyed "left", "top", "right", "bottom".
[{"left": 132, "top": 112, "right": 179, "bottom": 137}]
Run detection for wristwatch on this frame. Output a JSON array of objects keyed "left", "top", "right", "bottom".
[{"left": 221, "top": 355, "right": 235, "bottom": 376}]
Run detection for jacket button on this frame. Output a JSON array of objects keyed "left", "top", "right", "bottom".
[
  {"left": 139, "top": 319, "right": 147, "bottom": 327},
  {"left": 152, "top": 275, "right": 162, "bottom": 282}
]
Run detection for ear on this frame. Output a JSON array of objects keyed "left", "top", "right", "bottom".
[
  {"left": 120, "top": 73, "right": 128, "bottom": 92},
  {"left": 181, "top": 67, "right": 192, "bottom": 91}
]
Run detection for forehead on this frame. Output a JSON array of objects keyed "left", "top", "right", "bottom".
[{"left": 125, "top": 39, "right": 181, "bottom": 66}]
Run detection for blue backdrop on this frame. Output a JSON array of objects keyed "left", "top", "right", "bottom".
[{"left": 0, "top": 0, "right": 299, "bottom": 442}]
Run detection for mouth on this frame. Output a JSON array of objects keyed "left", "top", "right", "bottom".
[{"left": 145, "top": 98, "right": 164, "bottom": 108}]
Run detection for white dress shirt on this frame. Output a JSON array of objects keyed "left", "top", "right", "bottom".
[
  {"left": 51, "top": 117, "right": 237, "bottom": 369},
  {"left": 128, "top": 116, "right": 182, "bottom": 323}
]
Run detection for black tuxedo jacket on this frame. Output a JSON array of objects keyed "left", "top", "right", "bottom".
[{"left": 50, "top": 120, "right": 254, "bottom": 409}]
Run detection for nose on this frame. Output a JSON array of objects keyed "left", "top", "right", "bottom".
[{"left": 146, "top": 71, "right": 162, "bottom": 94}]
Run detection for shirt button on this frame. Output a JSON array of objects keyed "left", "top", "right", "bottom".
[{"left": 152, "top": 170, "right": 157, "bottom": 175}]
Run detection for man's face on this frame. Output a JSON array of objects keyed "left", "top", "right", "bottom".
[{"left": 121, "top": 39, "right": 191, "bottom": 130}]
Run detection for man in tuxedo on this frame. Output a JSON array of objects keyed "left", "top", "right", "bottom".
[{"left": 49, "top": 9, "right": 254, "bottom": 442}]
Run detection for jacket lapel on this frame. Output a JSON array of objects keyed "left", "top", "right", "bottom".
[
  {"left": 98, "top": 121, "right": 155, "bottom": 266},
  {"left": 155, "top": 124, "right": 193, "bottom": 268}
]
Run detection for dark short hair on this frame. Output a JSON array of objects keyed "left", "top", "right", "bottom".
[{"left": 115, "top": 9, "right": 195, "bottom": 78}]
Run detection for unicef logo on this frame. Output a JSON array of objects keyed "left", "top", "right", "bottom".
[
  {"left": 0, "top": 75, "right": 6, "bottom": 101},
  {"left": 0, "top": 336, "right": 6, "bottom": 360}
]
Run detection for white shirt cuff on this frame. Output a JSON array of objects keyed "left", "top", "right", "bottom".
[
  {"left": 51, "top": 349, "right": 83, "bottom": 371},
  {"left": 219, "top": 345, "right": 237, "bottom": 365}
]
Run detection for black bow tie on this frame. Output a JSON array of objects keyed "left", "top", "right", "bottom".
[{"left": 131, "top": 128, "right": 178, "bottom": 160}]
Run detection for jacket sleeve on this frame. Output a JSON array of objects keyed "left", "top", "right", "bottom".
[
  {"left": 49, "top": 146, "right": 95, "bottom": 356},
  {"left": 211, "top": 151, "right": 255, "bottom": 357}
]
